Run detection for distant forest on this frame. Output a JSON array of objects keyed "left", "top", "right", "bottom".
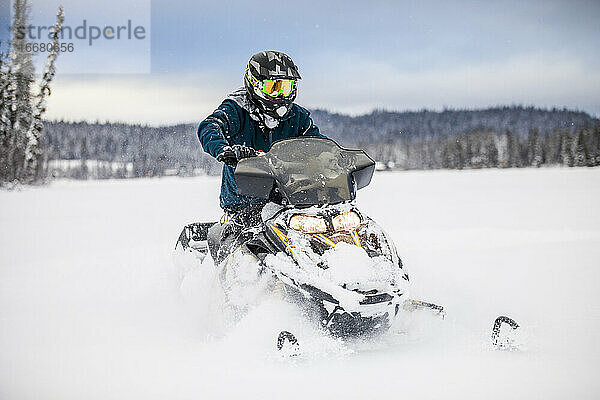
[{"left": 43, "top": 106, "right": 600, "bottom": 179}]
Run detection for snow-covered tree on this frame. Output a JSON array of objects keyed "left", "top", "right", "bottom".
[
  {"left": 529, "top": 129, "right": 544, "bottom": 167},
  {"left": 559, "top": 131, "right": 574, "bottom": 167},
  {"left": 593, "top": 126, "right": 600, "bottom": 166},
  {"left": 23, "top": 6, "right": 64, "bottom": 182},
  {"left": 573, "top": 131, "right": 588, "bottom": 167},
  {"left": 0, "top": 0, "right": 64, "bottom": 184},
  {"left": 484, "top": 132, "right": 499, "bottom": 168},
  {"left": 0, "top": 50, "right": 10, "bottom": 179},
  {"left": 4, "top": 0, "right": 35, "bottom": 182}
]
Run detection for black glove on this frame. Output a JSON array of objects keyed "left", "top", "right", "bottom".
[{"left": 217, "top": 145, "right": 259, "bottom": 167}]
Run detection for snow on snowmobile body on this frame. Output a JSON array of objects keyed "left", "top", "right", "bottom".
[{"left": 176, "top": 137, "right": 410, "bottom": 337}]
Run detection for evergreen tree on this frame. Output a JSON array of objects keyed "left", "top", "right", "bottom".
[
  {"left": 485, "top": 133, "right": 499, "bottom": 168},
  {"left": 593, "top": 126, "right": 600, "bottom": 166},
  {"left": 455, "top": 137, "right": 464, "bottom": 170},
  {"left": 23, "top": 6, "right": 64, "bottom": 182},
  {"left": 559, "top": 131, "right": 574, "bottom": 167},
  {"left": 531, "top": 130, "right": 544, "bottom": 167},
  {"left": 441, "top": 139, "right": 452, "bottom": 169},
  {"left": 546, "top": 129, "right": 562, "bottom": 165},
  {"left": 0, "top": 0, "right": 64, "bottom": 184},
  {"left": 464, "top": 133, "right": 473, "bottom": 168},
  {"left": 78, "top": 137, "right": 89, "bottom": 179},
  {"left": 0, "top": 50, "right": 10, "bottom": 179},
  {"left": 573, "top": 130, "right": 588, "bottom": 167},
  {"left": 6, "top": 0, "right": 35, "bottom": 181},
  {"left": 503, "top": 129, "right": 517, "bottom": 168},
  {"left": 582, "top": 127, "right": 599, "bottom": 167}
]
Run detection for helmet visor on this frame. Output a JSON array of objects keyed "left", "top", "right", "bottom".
[{"left": 262, "top": 79, "right": 295, "bottom": 97}]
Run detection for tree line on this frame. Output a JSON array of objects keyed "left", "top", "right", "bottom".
[
  {"left": 360, "top": 126, "right": 600, "bottom": 170},
  {"left": 43, "top": 121, "right": 220, "bottom": 179},
  {"left": 39, "top": 105, "right": 599, "bottom": 180}
]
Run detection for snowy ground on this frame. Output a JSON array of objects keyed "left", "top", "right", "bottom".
[{"left": 1, "top": 168, "right": 599, "bottom": 399}]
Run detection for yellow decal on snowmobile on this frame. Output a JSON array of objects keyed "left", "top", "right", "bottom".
[
  {"left": 312, "top": 233, "right": 337, "bottom": 248},
  {"left": 313, "top": 231, "right": 361, "bottom": 248},
  {"left": 349, "top": 229, "right": 362, "bottom": 247},
  {"left": 270, "top": 224, "right": 295, "bottom": 252},
  {"left": 271, "top": 225, "right": 323, "bottom": 271}
]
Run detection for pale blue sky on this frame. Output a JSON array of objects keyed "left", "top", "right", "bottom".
[
  {"left": 4, "top": 0, "right": 599, "bottom": 124},
  {"left": 149, "top": 0, "right": 600, "bottom": 75}
]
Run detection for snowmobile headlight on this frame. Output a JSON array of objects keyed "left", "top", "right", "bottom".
[
  {"left": 332, "top": 211, "right": 361, "bottom": 231},
  {"left": 289, "top": 214, "right": 327, "bottom": 233}
]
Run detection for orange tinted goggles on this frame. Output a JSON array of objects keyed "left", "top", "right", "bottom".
[{"left": 262, "top": 79, "right": 295, "bottom": 97}]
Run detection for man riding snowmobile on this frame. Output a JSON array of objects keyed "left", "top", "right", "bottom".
[
  {"left": 188, "top": 51, "right": 518, "bottom": 350},
  {"left": 197, "top": 50, "right": 324, "bottom": 259}
]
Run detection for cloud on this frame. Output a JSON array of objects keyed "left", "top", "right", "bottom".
[
  {"left": 299, "top": 52, "right": 600, "bottom": 116},
  {"left": 45, "top": 74, "right": 235, "bottom": 125},
  {"left": 45, "top": 52, "right": 600, "bottom": 126}
]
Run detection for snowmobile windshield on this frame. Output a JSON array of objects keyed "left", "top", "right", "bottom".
[{"left": 234, "top": 137, "right": 375, "bottom": 206}]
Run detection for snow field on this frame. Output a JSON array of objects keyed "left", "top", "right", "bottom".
[{"left": 1, "top": 168, "right": 599, "bottom": 399}]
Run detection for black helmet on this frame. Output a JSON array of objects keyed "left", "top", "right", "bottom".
[{"left": 244, "top": 51, "right": 301, "bottom": 120}]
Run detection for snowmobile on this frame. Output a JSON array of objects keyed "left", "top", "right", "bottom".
[{"left": 175, "top": 137, "right": 518, "bottom": 351}]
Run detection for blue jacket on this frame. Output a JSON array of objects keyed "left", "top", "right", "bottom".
[{"left": 197, "top": 98, "right": 323, "bottom": 210}]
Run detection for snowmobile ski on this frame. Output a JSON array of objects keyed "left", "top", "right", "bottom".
[{"left": 491, "top": 315, "right": 520, "bottom": 349}]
